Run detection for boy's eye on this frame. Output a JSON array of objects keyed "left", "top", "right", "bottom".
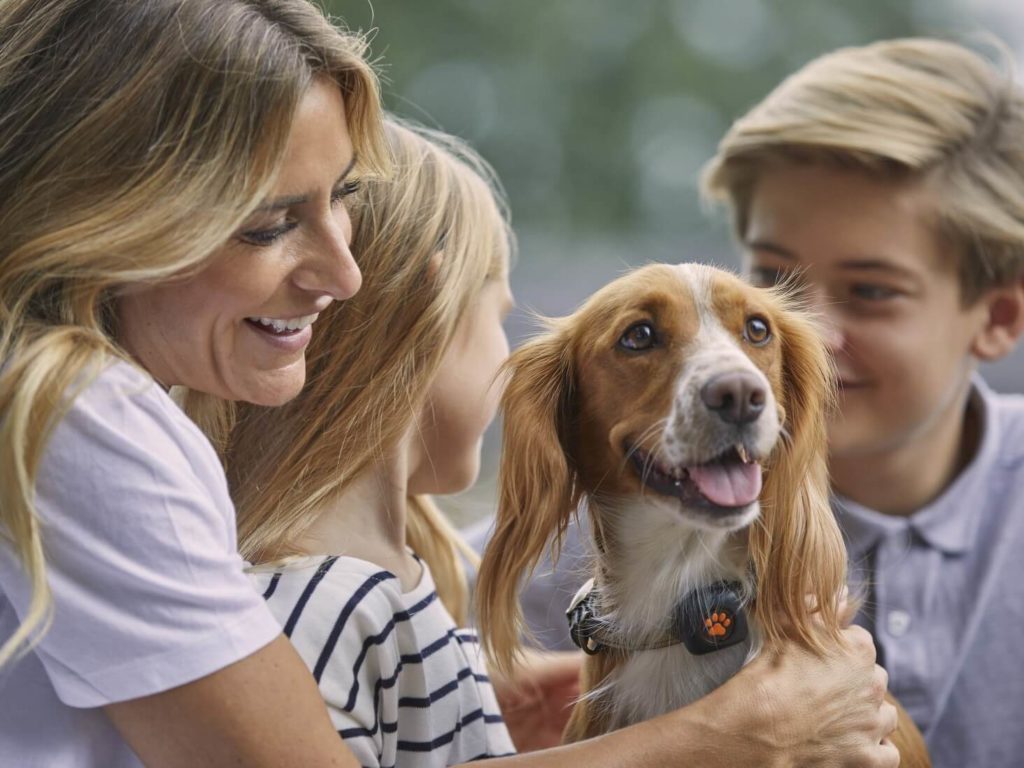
[
  {"left": 748, "top": 265, "right": 789, "bottom": 289},
  {"left": 851, "top": 284, "right": 898, "bottom": 301}
]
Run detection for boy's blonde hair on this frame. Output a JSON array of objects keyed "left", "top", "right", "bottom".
[
  {"left": 0, "top": 0, "right": 386, "bottom": 668},
  {"left": 228, "top": 119, "right": 513, "bottom": 624},
  {"left": 702, "top": 38, "right": 1024, "bottom": 302}
]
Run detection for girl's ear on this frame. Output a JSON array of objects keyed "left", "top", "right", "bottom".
[
  {"left": 971, "top": 276, "right": 1024, "bottom": 361},
  {"left": 750, "top": 300, "right": 847, "bottom": 653},
  {"left": 476, "top": 322, "right": 578, "bottom": 675}
]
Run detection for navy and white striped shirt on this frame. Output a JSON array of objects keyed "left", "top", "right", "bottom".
[{"left": 250, "top": 555, "right": 514, "bottom": 768}]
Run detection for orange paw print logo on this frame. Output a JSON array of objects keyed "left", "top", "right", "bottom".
[{"left": 704, "top": 611, "right": 732, "bottom": 638}]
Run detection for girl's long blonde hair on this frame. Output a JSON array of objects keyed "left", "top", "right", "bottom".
[
  {"left": 228, "top": 120, "right": 513, "bottom": 625},
  {"left": 0, "top": 0, "right": 387, "bottom": 667},
  {"left": 702, "top": 37, "right": 1024, "bottom": 301}
]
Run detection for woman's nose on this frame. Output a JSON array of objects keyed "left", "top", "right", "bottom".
[{"left": 292, "top": 215, "right": 362, "bottom": 301}]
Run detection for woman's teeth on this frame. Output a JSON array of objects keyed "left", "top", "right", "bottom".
[{"left": 248, "top": 313, "right": 319, "bottom": 334}]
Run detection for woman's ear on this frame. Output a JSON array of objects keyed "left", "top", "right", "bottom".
[
  {"left": 476, "top": 321, "right": 579, "bottom": 676},
  {"left": 971, "top": 276, "right": 1024, "bottom": 361}
]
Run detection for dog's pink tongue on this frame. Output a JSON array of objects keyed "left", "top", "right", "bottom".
[{"left": 687, "top": 462, "right": 762, "bottom": 507}]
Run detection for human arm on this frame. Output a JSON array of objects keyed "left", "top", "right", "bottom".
[
  {"left": 468, "top": 624, "right": 898, "bottom": 768},
  {"left": 490, "top": 649, "right": 582, "bottom": 752},
  {"left": 103, "top": 623, "right": 893, "bottom": 768},
  {"left": 104, "top": 635, "right": 360, "bottom": 768}
]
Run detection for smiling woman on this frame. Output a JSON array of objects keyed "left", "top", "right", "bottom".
[{"left": 0, "top": 1, "right": 387, "bottom": 766}]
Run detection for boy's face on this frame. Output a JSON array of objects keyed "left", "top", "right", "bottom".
[{"left": 742, "top": 163, "right": 990, "bottom": 459}]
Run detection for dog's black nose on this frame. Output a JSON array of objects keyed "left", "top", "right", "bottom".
[{"left": 701, "top": 372, "right": 766, "bottom": 425}]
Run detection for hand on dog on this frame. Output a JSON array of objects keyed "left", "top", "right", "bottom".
[
  {"left": 706, "top": 623, "right": 899, "bottom": 768},
  {"left": 489, "top": 650, "right": 582, "bottom": 752}
]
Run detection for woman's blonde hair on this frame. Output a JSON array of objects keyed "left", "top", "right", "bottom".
[
  {"left": 702, "top": 37, "right": 1024, "bottom": 302},
  {"left": 228, "top": 119, "right": 513, "bottom": 625},
  {"left": 0, "top": 0, "right": 387, "bottom": 667}
]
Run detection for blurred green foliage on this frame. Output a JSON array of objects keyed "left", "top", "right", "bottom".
[{"left": 329, "top": 0, "right": 961, "bottom": 245}]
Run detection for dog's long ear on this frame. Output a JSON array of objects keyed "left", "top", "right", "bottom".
[
  {"left": 477, "top": 321, "right": 579, "bottom": 676},
  {"left": 751, "top": 299, "right": 847, "bottom": 653}
]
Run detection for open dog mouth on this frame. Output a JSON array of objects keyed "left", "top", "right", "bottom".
[{"left": 627, "top": 443, "right": 763, "bottom": 510}]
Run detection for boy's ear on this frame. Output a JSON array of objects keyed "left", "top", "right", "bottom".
[{"left": 971, "top": 276, "right": 1024, "bottom": 361}]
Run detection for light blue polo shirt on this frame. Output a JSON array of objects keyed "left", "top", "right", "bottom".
[{"left": 836, "top": 377, "right": 1024, "bottom": 768}]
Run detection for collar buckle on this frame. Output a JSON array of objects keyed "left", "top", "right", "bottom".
[{"left": 566, "top": 578, "right": 604, "bottom": 655}]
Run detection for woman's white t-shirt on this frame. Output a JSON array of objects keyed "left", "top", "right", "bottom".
[{"left": 0, "top": 361, "right": 281, "bottom": 767}]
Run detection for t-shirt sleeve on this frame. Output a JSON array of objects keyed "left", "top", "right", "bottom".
[{"left": 0, "top": 363, "right": 281, "bottom": 707}]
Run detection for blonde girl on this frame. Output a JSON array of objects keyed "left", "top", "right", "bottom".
[
  {"left": 0, "top": 1, "right": 390, "bottom": 765},
  {"left": 230, "top": 118, "right": 518, "bottom": 766}
]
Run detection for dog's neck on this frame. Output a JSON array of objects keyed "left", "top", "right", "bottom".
[{"left": 584, "top": 496, "right": 761, "bottom": 729}]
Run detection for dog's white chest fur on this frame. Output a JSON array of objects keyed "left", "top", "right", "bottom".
[
  {"left": 600, "top": 636, "right": 754, "bottom": 730},
  {"left": 588, "top": 498, "right": 761, "bottom": 730}
]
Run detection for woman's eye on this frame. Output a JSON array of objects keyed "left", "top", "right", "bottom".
[
  {"left": 619, "top": 322, "right": 657, "bottom": 351},
  {"left": 330, "top": 180, "right": 362, "bottom": 204},
  {"left": 238, "top": 220, "right": 298, "bottom": 247},
  {"left": 744, "top": 316, "right": 772, "bottom": 346}
]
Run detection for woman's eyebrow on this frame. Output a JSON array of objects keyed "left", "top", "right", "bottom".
[{"left": 257, "top": 155, "right": 359, "bottom": 212}]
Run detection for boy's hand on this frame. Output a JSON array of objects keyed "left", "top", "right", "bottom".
[{"left": 490, "top": 650, "right": 582, "bottom": 752}]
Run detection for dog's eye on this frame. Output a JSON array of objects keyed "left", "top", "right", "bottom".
[
  {"left": 744, "top": 316, "right": 771, "bottom": 346},
  {"left": 619, "top": 322, "right": 657, "bottom": 351}
]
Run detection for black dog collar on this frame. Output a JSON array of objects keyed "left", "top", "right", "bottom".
[{"left": 566, "top": 578, "right": 749, "bottom": 656}]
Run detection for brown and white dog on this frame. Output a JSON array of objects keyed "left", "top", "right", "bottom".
[{"left": 476, "top": 263, "right": 928, "bottom": 765}]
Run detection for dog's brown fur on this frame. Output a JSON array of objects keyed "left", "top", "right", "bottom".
[{"left": 477, "top": 263, "right": 929, "bottom": 766}]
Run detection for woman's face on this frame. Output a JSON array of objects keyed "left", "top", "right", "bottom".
[
  {"left": 743, "top": 163, "right": 989, "bottom": 460},
  {"left": 118, "top": 78, "right": 362, "bottom": 406}
]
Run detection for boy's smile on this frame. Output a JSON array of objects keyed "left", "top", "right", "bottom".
[{"left": 740, "top": 163, "right": 992, "bottom": 510}]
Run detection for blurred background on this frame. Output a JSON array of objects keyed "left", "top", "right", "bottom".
[{"left": 326, "top": 0, "right": 1024, "bottom": 526}]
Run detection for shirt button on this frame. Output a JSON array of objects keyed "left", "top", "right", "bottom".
[{"left": 887, "top": 610, "right": 912, "bottom": 637}]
